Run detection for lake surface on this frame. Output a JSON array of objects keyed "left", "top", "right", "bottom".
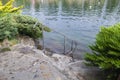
[{"left": 3, "top": 0, "right": 120, "bottom": 59}]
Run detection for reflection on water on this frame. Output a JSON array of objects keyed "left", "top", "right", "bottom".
[{"left": 2, "top": 0, "right": 120, "bottom": 58}]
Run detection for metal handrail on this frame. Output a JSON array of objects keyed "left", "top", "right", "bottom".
[{"left": 33, "top": 21, "right": 79, "bottom": 58}]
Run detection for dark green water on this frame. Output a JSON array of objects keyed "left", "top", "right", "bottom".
[{"left": 2, "top": 0, "right": 120, "bottom": 58}]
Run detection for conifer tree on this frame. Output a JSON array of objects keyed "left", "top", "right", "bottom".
[{"left": 85, "top": 24, "right": 120, "bottom": 80}]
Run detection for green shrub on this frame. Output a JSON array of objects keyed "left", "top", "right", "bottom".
[
  {"left": 85, "top": 24, "right": 120, "bottom": 80},
  {"left": 0, "top": 0, "right": 23, "bottom": 17},
  {"left": 0, "top": 14, "right": 51, "bottom": 41},
  {"left": 0, "top": 15, "right": 18, "bottom": 41},
  {"left": 0, "top": 0, "right": 51, "bottom": 43}
]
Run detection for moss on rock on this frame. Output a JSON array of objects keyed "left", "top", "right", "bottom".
[{"left": 0, "top": 47, "right": 11, "bottom": 53}]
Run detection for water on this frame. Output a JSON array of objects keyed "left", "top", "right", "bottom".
[{"left": 3, "top": 0, "right": 120, "bottom": 58}]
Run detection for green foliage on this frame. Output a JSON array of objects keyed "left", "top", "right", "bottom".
[
  {"left": 85, "top": 24, "right": 120, "bottom": 80},
  {"left": 0, "top": 0, "right": 23, "bottom": 17},
  {"left": 0, "top": 0, "right": 50, "bottom": 43},
  {"left": 0, "top": 47, "right": 11, "bottom": 52},
  {"left": 14, "top": 14, "right": 51, "bottom": 38},
  {"left": 14, "top": 15, "right": 46, "bottom": 38},
  {"left": 0, "top": 15, "right": 18, "bottom": 41},
  {"left": 0, "top": 14, "right": 51, "bottom": 41}
]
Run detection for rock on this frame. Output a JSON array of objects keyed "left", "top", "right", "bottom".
[
  {"left": 51, "top": 54, "right": 73, "bottom": 71},
  {"left": 18, "top": 46, "right": 36, "bottom": 54},
  {"left": 0, "top": 38, "right": 105, "bottom": 80},
  {"left": 65, "top": 61, "right": 105, "bottom": 80},
  {"left": 18, "top": 36, "right": 35, "bottom": 46},
  {"left": 44, "top": 51, "right": 53, "bottom": 56},
  {"left": 0, "top": 36, "right": 35, "bottom": 53},
  {"left": 0, "top": 39, "right": 12, "bottom": 53},
  {"left": 0, "top": 44, "right": 69, "bottom": 80},
  {"left": 49, "top": 54, "right": 105, "bottom": 80},
  {"left": 1, "top": 39, "right": 11, "bottom": 48},
  {"left": 0, "top": 73, "right": 8, "bottom": 80}
]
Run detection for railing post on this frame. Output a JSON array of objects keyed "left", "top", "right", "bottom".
[
  {"left": 42, "top": 26, "right": 45, "bottom": 53},
  {"left": 71, "top": 40, "right": 73, "bottom": 52},
  {"left": 63, "top": 36, "right": 66, "bottom": 54}
]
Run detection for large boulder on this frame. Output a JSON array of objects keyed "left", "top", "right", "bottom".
[
  {"left": 0, "top": 36, "right": 35, "bottom": 52},
  {"left": 0, "top": 38, "right": 105, "bottom": 80},
  {"left": 50, "top": 54, "right": 105, "bottom": 80},
  {"left": 0, "top": 44, "right": 68, "bottom": 80}
]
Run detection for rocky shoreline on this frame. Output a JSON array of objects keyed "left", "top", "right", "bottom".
[{"left": 0, "top": 37, "right": 104, "bottom": 80}]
